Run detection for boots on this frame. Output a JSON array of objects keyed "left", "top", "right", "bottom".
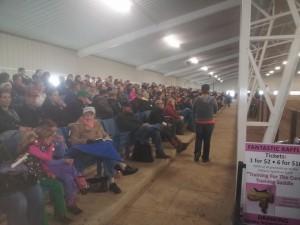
[
  {"left": 169, "top": 137, "right": 187, "bottom": 153},
  {"left": 173, "top": 136, "right": 189, "bottom": 152}
]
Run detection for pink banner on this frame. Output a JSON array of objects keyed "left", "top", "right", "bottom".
[
  {"left": 246, "top": 143, "right": 300, "bottom": 155},
  {"left": 244, "top": 213, "right": 300, "bottom": 225}
]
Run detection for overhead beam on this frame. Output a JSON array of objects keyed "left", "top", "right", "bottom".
[
  {"left": 164, "top": 53, "right": 239, "bottom": 77},
  {"left": 190, "top": 68, "right": 238, "bottom": 82},
  {"left": 189, "top": 68, "right": 238, "bottom": 82},
  {"left": 137, "top": 36, "right": 239, "bottom": 70},
  {"left": 77, "top": 0, "right": 240, "bottom": 57},
  {"left": 180, "top": 58, "right": 238, "bottom": 80},
  {"left": 250, "top": 35, "right": 300, "bottom": 41},
  {"left": 183, "top": 62, "right": 239, "bottom": 80},
  {"left": 251, "top": 7, "right": 300, "bottom": 26}
]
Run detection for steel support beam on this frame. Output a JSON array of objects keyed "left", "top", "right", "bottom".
[
  {"left": 263, "top": 0, "right": 300, "bottom": 142},
  {"left": 237, "top": 0, "right": 250, "bottom": 166}
]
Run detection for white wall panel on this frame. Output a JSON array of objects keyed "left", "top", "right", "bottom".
[{"left": 0, "top": 32, "right": 178, "bottom": 86}]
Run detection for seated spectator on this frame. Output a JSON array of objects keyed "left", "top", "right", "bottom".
[
  {"left": 0, "top": 143, "right": 43, "bottom": 225},
  {"left": 39, "top": 120, "right": 87, "bottom": 215},
  {"left": 65, "top": 74, "right": 74, "bottom": 89},
  {"left": 63, "top": 81, "right": 81, "bottom": 104},
  {"left": 131, "top": 90, "right": 153, "bottom": 113},
  {"left": 17, "top": 87, "right": 43, "bottom": 128},
  {"left": 117, "top": 86, "right": 129, "bottom": 105},
  {"left": 0, "top": 72, "right": 12, "bottom": 90},
  {"left": 117, "top": 102, "right": 170, "bottom": 159},
  {"left": 31, "top": 80, "right": 47, "bottom": 107},
  {"left": 18, "top": 67, "right": 31, "bottom": 86},
  {"left": 129, "top": 87, "right": 137, "bottom": 101},
  {"left": 11, "top": 73, "right": 26, "bottom": 108},
  {"left": 93, "top": 90, "right": 115, "bottom": 119},
  {"left": 41, "top": 88, "right": 67, "bottom": 127},
  {"left": 18, "top": 126, "right": 73, "bottom": 223},
  {"left": 164, "top": 97, "right": 195, "bottom": 133},
  {"left": 0, "top": 89, "right": 31, "bottom": 134},
  {"left": 148, "top": 100, "right": 188, "bottom": 152},
  {"left": 65, "top": 89, "right": 92, "bottom": 124},
  {"left": 163, "top": 98, "right": 185, "bottom": 135},
  {"left": 68, "top": 107, "right": 138, "bottom": 194}
]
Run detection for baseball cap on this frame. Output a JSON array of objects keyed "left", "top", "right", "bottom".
[
  {"left": 155, "top": 100, "right": 164, "bottom": 105},
  {"left": 83, "top": 106, "right": 95, "bottom": 115},
  {"left": 77, "top": 89, "right": 91, "bottom": 98}
]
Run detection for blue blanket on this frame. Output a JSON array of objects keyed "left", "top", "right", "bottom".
[{"left": 66, "top": 141, "right": 121, "bottom": 161}]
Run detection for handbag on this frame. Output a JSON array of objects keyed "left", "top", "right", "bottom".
[
  {"left": 131, "top": 141, "right": 154, "bottom": 163},
  {"left": 0, "top": 158, "right": 36, "bottom": 193},
  {"left": 86, "top": 177, "right": 109, "bottom": 193}
]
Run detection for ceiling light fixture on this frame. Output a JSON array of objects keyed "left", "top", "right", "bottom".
[
  {"left": 269, "top": 71, "right": 274, "bottom": 74},
  {"left": 214, "top": 75, "right": 218, "bottom": 78},
  {"left": 298, "top": 71, "right": 300, "bottom": 74},
  {"left": 164, "top": 35, "right": 181, "bottom": 48},
  {"left": 102, "top": 0, "right": 132, "bottom": 13},
  {"left": 209, "top": 72, "right": 214, "bottom": 75},
  {"left": 188, "top": 57, "right": 199, "bottom": 64},
  {"left": 283, "top": 61, "right": 287, "bottom": 65},
  {"left": 200, "top": 66, "right": 208, "bottom": 71},
  {"left": 275, "top": 66, "right": 281, "bottom": 70},
  {"left": 266, "top": 73, "right": 270, "bottom": 76}
]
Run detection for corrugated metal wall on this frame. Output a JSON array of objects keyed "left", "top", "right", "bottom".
[{"left": 0, "top": 32, "right": 179, "bottom": 86}]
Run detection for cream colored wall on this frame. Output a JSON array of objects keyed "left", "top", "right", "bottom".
[{"left": 0, "top": 32, "right": 178, "bottom": 86}]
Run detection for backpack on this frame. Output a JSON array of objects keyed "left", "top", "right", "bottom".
[{"left": 131, "top": 141, "right": 154, "bottom": 163}]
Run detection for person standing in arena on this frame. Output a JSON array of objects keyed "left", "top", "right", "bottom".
[{"left": 193, "top": 84, "right": 218, "bottom": 163}]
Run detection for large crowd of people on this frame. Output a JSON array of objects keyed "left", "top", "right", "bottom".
[{"left": 0, "top": 67, "right": 227, "bottom": 225}]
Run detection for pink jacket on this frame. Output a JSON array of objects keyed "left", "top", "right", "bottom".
[{"left": 27, "top": 141, "right": 54, "bottom": 174}]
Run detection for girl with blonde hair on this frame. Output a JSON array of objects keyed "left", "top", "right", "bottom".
[{"left": 18, "top": 126, "right": 72, "bottom": 224}]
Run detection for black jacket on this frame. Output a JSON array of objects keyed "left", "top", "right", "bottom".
[
  {"left": 117, "top": 112, "right": 142, "bottom": 132},
  {"left": 148, "top": 107, "right": 164, "bottom": 124},
  {"left": 0, "top": 107, "right": 21, "bottom": 133},
  {"left": 17, "top": 104, "right": 42, "bottom": 128}
]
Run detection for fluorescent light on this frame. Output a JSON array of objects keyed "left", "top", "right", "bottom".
[
  {"left": 214, "top": 75, "right": 218, "bottom": 78},
  {"left": 209, "top": 72, "right": 214, "bottom": 75},
  {"left": 269, "top": 71, "right": 274, "bottom": 74},
  {"left": 273, "top": 91, "right": 278, "bottom": 95},
  {"left": 164, "top": 35, "right": 181, "bottom": 48},
  {"left": 283, "top": 61, "right": 287, "bottom": 65},
  {"left": 290, "top": 91, "right": 300, "bottom": 95},
  {"left": 298, "top": 53, "right": 300, "bottom": 57},
  {"left": 200, "top": 66, "right": 208, "bottom": 71},
  {"left": 298, "top": 71, "right": 300, "bottom": 74},
  {"left": 220, "top": 80, "right": 223, "bottom": 83},
  {"left": 102, "top": 0, "right": 132, "bottom": 12},
  {"left": 188, "top": 57, "right": 198, "bottom": 64},
  {"left": 275, "top": 66, "right": 281, "bottom": 70},
  {"left": 266, "top": 73, "right": 270, "bottom": 76},
  {"left": 217, "top": 78, "right": 220, "bottom": 81},
  {"left": 49, "top": 75, "right": 60, "bottom": 87}
]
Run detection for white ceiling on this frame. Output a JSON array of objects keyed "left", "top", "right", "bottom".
[{"left": 0, "top": 0, "right": 298, "bottom": 84}]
